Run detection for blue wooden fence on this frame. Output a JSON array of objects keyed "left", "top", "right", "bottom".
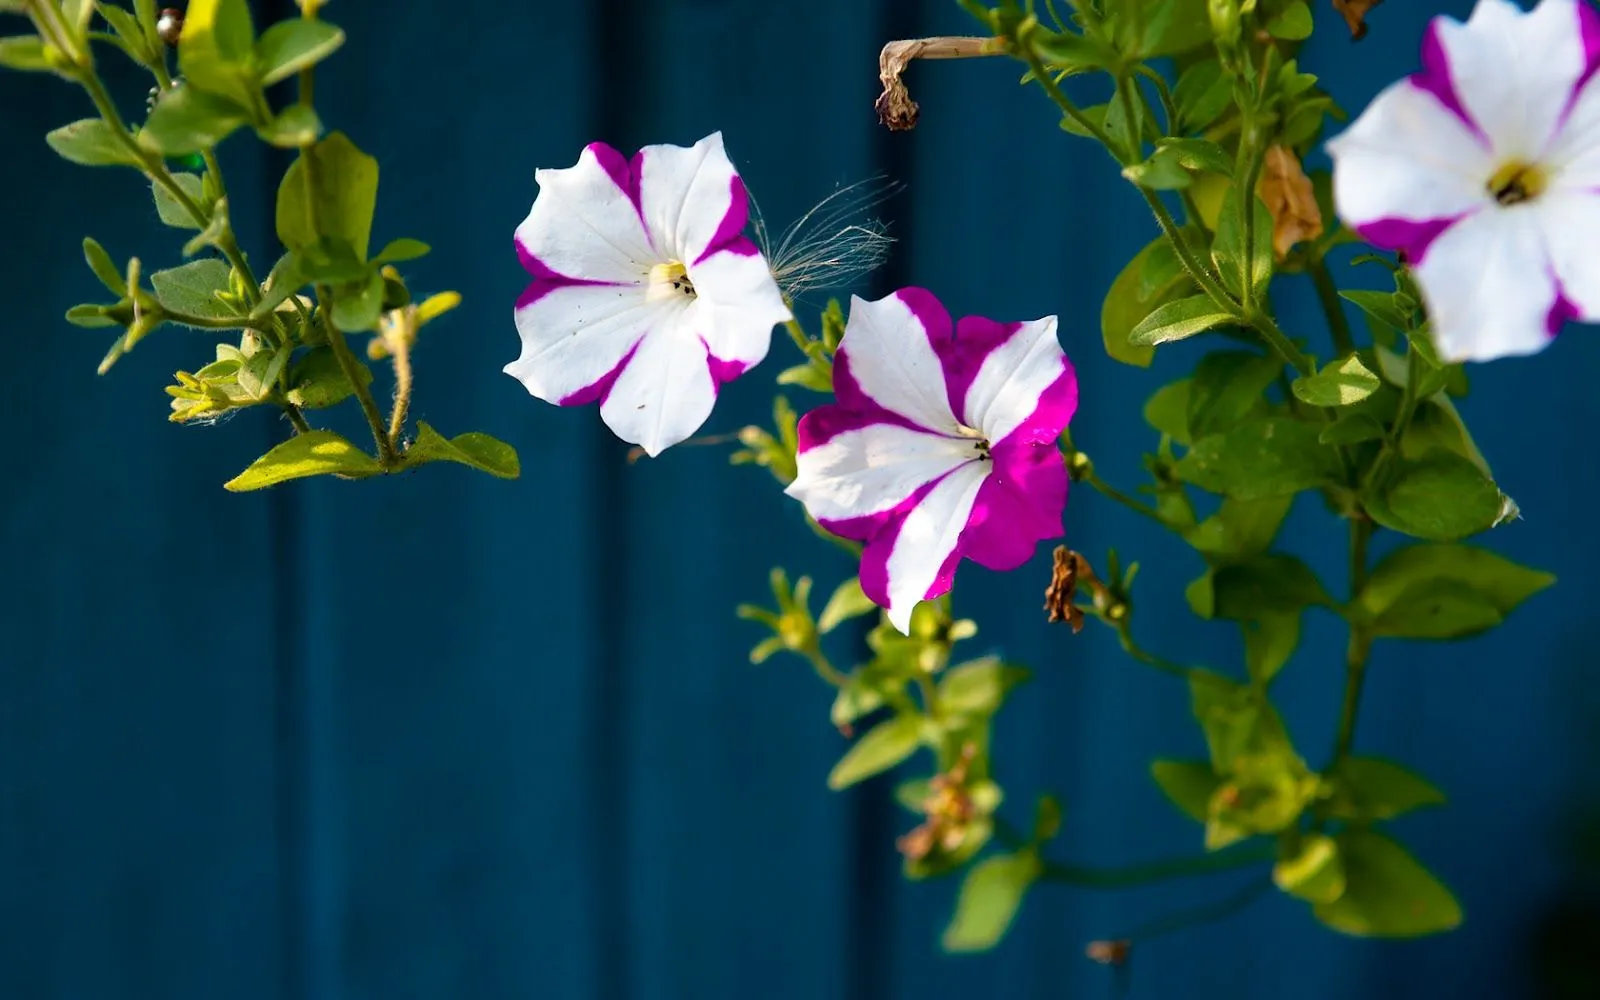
[{"left": 3, "top": 1, "right": 1598, "bottom": 998}]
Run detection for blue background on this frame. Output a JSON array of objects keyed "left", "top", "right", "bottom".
[{"left": 4, "top": 0, "right": 1599, "bottom": 998}]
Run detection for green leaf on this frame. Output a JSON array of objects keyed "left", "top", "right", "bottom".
[
  {"left": 1128, "top": 294, "right": 1233, "bottom": 347},
  {"left": 223, "top": 429, "right": 381, "bottom": 491},
  {"left": 1328, "top": 757, "right": 1446, "bottom": 821},
  {"left": 373, "top": 237, "right": 431, "bottom": 263},
  {"left": 256, "top": 103, "right": 321, "bottom": 148},
  {"left": 1242, "top": 611, "right": 1299, "bottom": 683},
  {"left": 1292, "top": 354, "right": 1380, "bottom": 406},
  {"left": 177, "top": 0, "right": 257, "bottom": 108},
  {"left": 254, "top": 17, "right": 344, "bottom": 85},
  {"left": 937, "top": 657, "right": 1029, "bottom": 719},
  {"left": 1101, "top": 237, "right": 1193, "bottom": 367},
  {"left": 139, "top": 84, "right": 250, "bottom": 155},
  {"left": 777, "top": 362, "right": 834, "bottom": 393},
  {"left": 181, "top": 195, "right": 229, "bottom": 257},
  {"left": 1366, "top": 450, "right": 1504, "bottom": 541},
  {"left": 1033, "top": 28, "right": 1116, "bottom": 73},
  {"left": 1177, "top": 418, "right": 1339, "bottom": 499},
  {"left": 276, "top": 131, "right": 380, "bottom": 259},
  {"left": 46, "top": 119, "right": 140, "bottom": 167},
  {"left": 1275, "top": 834, "right": 1345, "bottom": 904},
  {"left": 1150, "top": 759, "right": 1218, "bottom": 822},
  {"left": 1202, "top": 553, "right": 1331, "bottom": 621},
  {"left": 1266, "top": 1, "right": 1314, "bottom": 39},
  {"left": 82, "top": 237, "right": 126, "bottom": 294},
  {"left": 1143, "top": 378, "right": 1192, "bottom": 443},
  {"left": 1123, "top": 146, "right": 1194, "bottom": 190},
  {"left": 0, "top": 35, "right": 51, "bottom": 71},
  {"left": 152, "top": 172, "right": 207, "bottom": 228},
  {"left": 1357, "top": 543, "right": 1553, "bottom": 639},
  {"left": 1185, "top": 494, "right": 1294, "bottom": 561},
  {"left": 1186, "top": 351, "right": 1280, "bottom": 439},
  {"left": 251, "top": 252, "right": 307, "bottom": 319},
  {"left": 1340, "top": 289, "right": 1412, "bottom": 336},
  {"left": 827, "top": 714, "right": 923, "bottom": 790},
  {"left": 1157, "top": 137, "right": 1234, "bottom": 175},
  {"left": 1188, "top": 670, "right": 1292, "bottom": 770},
  {"left": 817, "top": 577, "right": 877, "bottom": 634},
  {"left": 1132, "top": 0, "right": 1213, "bottom": 56},
  {"left": 1313, "top": 830, "right": 1461, "bottom": 937},
  {"left": 1206, "top": 753, "right": 1314, "bottom": 847},
  {"left": 236, "top": 344, "right": 289, "bottom": 400},
  {"left": 285, "top": 345, "right": 370, "bottom": 408},
  {"left": 149, "top": 259, "right": 238, "bottom": 321},
  {"left": 941, "top": 853, "right": 1039, "bottom": 953},
  {"left": 1211, "top": 187, "right": 1273, "bottom": 299},
  {"left": 65, "top": 304, "right": 116, "bottom": 328},
  {"left": 405, "top": 422, "right": 521, "bottom": 479},
  {"left": 331, "top": 271, "right": 384, "bottom": 331},
  {"left": 1174, "top": 59, "right": 1232, "bottom": 131},
  {"left": 1319, "top": 412, "right": 1386, "bottom": 445}
]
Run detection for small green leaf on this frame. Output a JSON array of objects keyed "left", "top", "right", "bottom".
[
  {"left": 1128, "top": 294, "right": 1233, "bottom": 347},
  {"left": 1143, "top": 378, "right": 1192, "bottom": 443},
  {"left": 937, "top": 657, "right": 1029, "bottom": 719},
  {"left": 1357, "top": 543, "right": 1553, "bottom": 639},
  {"left": 149, "top": 258, "right": 238, "bottom": 320},
  {"left": 276, "top": 131, "right": 380, "bottom": 259},
  {"left": 1212, "top": 188, "right": 1274, "bottom": 299},
  {"left": 98, "top": 5, "right": 156, "bottom": 62},
  {"left": 65, "top": 304, "right": 116, "bottom": 328},
  {"left": 1341, "top": 289, "right": 1412, "bottom": 336},
  {"left": 1313, "top": 830, "right": 1462, "bottom": 937},
  {"left": 236, "top": 344, "right": 289, "bottom": 400},
  {"left": 405, "top": 422, "right": 521, "bottom": 479},
  {"left": 152, "top": 172, "right": 208, "bottom": 228},
  {"left": 252, "top": 252, "right": 307, "bottom": 318},
  {"left": 941, "top": 853, "right": 1040, "bottom": 953},
  {"left": 1033, "top": 28, "right": 1116, "bottom": 72},
  {"left": 139, "top": 84, "right": 250, "bottom": 155},
  {"left": 1032, "top": 795, "right": 1063, "bottom": 843},
  {"left": 817, "top": 577, "right": 877, "bottom": 634},
  {"left": 777, "top": 362, "right": 834, "bottom": 393},
  {"left": 1185, "top": 494, "right": 1294, "bottom": 561},
  {"left": 1328, "top": 757, "right": 1446, "bottom": 821},
  {"left": 1275, "top": 834, "right": 1344, "bottom": 904},
  {"left": 1242, "top": 611, "right": 1299, "bottom": 683},
  {"left": 1205, "top": 553, "right": 1331, "bottom": 621},
  {"left": 373, "top": 237, "right": 431, "bottom": 263},
  {"left": 1319, "top": 412, "right": 1386, "bottom": 445},
  {"left": 1266, "top": 1, "right": 1314, "bottom": 39},
  {"left": 827, "top": 714, "right": 923, "bottom": 790},
  {"left": 1102, "top": 238, "right": 1193, "bottom": 367},
  {"left": 331, "top": 271, "right": 384, "bottom": 332},
  {"left": 1186, "top": 351, "right": 1280, "bottom": 439},
  {"left": 1177, "top": 418, "right": 1339, "bottom": 499},
  {"left": 1366, "top": 450, "right": 1503, "bottom": 541},
  {"left": 285, "top": 345, "right": 369, "bottom": 408},
  {"left": 82, "top": 237, "right": 126, "bottom": 294},
  {"left": 224, "top": 429, "right": 381, "bottom": 491},
  {"left": 254, "top": 17, "right": 344, "bottom": 85},
  {"left": 1132, "top": 0, "right": 1213, "bottom": 56},
  {"left": 1123, "top": 147, "right": 1194, "bottom": 190},
  {"left": 46, "top": 119, "right": 140, "bottom": 167},
  {"left": 256, "top": 103, "right": 321, "bottom": 148},
  {"left": 1157, "top": 137, "right": 1234, "bottom": 175},
  {"left": 0, "top": 35, "right": 51, "bottom": 72},
  {"left": 1174, "top": 59, "right": 1232, "bottom": 131},
  {"left": 181, "top": 195, "right": 230, "bottom": 257},
  {"left": 177, "top": 0, "right": 258, "bottom": 108},
  {"left": 1150, "top": 760, "right": 1218, "bottom": 822},
  {"left": 1292, "top": 354, "right": 1380, "bottom": 406}
]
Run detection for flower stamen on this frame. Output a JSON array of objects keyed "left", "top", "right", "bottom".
[
  {"left": 1488, "top": 160, "right": 1547, "bottom": 206},
  {"left": 646, "top": 260, "right": 696, "bottom": 301}
]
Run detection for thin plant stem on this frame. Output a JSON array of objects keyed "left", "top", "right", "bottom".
[
  {"left": 1308, "top": 257, "right": 1356, "bottom": 356},
  {"left": 1040, "top": 841, "right": 1273, "bottom": 887},
  {"left": 320, "top": 291, "right": 398, "bottom": 465},
  {"left": 1083, "top": 468, "right": 1166, "bottom": 524},
  {"left": 387, "top": 331, "right": 414, "bottom": 450},
  {"left": 1332, "top": 517, "right": 1374, "bottom": 762}
]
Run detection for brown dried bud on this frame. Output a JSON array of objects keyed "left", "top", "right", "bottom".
[
  {"left": 1044, "top": 546, "right": 1090, "bottom": 632},
  {"left": 157, "top": 8, "right": 184, "bottom": 47},
  {"left": 1257, "top": 145, "right": 1324, "bottom": 261},
  {"left": 1331, "top": 0, "right": 1382, "bottom": 39},
  {"left": 896, "top": 745, "right": 980, "bottom": 862},
  {"left": 1085, "top": 939, "right": 1132, "bottom": 965},
  {"left": 876, "top": 36, "right": 1007, "bottom": 131}
]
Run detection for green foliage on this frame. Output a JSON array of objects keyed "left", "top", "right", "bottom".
[
  {"left": 1312, "top": 831, "right": 1462, "bottom": 937},
  {"left": 942, "top": 852, "right": 1040, "bottom": 952},
  {"left": 1357, "top": 544, "right": 1552, "bottom": 639},
  {"left": 1325, "top": 757, "right": 1445, "bottom": 821},
  {"left": 1177, "top": 418, "right": 1338, "bottom": 499},
  {"left": 405, "top": 423, "right": 521, "bottom": 479},
  {"left": 224, "top": 429, "right": 381, "bottom": 490},
  {"left": 1151, "top": 759, "right": 1219, "bottom": 822},
  {"left": 277, "top": 131, "right": 379, "bottom": 259},
  {"left": 1292, "top": 354, "right": 1379, "bottom": 406},
  {"left": 1102, "top": 237, "right": 1194, "bottom": 366},
  {"left": 1128, "top": 294, "right": 1233, "bottom": 347},
  {"left": 47, "top": 119, "right": 140, "bottom": 166},
  {"left": 828, "top": 715, "right": 924, "bottom": 790}
]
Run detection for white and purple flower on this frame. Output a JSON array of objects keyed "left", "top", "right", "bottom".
[
  {"left": 784, "top": 290, "right": 1078, "bottom": 634},
  {"left": 506, "top": 132, "right": 792, "bottom": 456},
  {"left": 1327, "top": 0, "right": 1600, "bottom": 363}
]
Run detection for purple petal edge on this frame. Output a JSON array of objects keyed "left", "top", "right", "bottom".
[
  {"left": 1547, "top": 281, "right": 1580, "bottom": 338},
  {"left": 1557, "top": 0, "right": 1600, "bottom": 132},
  {"left": 559, "top": 339, "right": 643, "bottom": 407},
  {"left": 693, "top": 176, "right": 756, "bottom": 266},
  {"left": 1411, "top": 22, "right": 1488, "bottom": 146},
  {"left": 1351, "top": 214, "right": 1467, "bottom": 267}
]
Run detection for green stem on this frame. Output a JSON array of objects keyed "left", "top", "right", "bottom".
[
  {"left": 1113, "top": 620, "right": 1192, "bottom": 680},
  {"left": 1041, "top": 841, "right": 1272, "bottom": 887},
  {"left": 1245, "top": 309, "right": 1315, "bottom": 376},
  {"left": 1083, "top": 468, "right": 1165, "bottom": 525},
  {"left": 1115, "top": 74, "right": 1145, "bottom": 162},
  {"left": 801, "top": 645, "right": 848, "bottom": 688},
  {"left": 1019, "top": 42, "right": 1121, "bottom": 159},
  {"left": 1117, "top": 875, "right": 1273, "bottom": 943},
  {"left": 1361, "top": 348, "right": 1424, "bottom": 493},
  {"left": 1308, "top": 257, "right": 1355, "bottom": 356},
  {"left": 286, "top": 405, "right": 312, "bottom": 434},
  {"left": 320, "top": 289, "right": 398, "bottom": 466},
  {"left": 1134, "top": 64, "right": 1177, "bottom": 135},
  {"left": 1139, "top": 190, "right": 1239, "bottom": 315},
  {"left": 783, "top": 317, "right": 811, "bottom": 354},
  {"left": 1332, "top": 517, "right": 1374, "bottom": 762}
]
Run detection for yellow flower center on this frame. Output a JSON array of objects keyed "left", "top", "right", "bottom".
[
  {"left": 646, "top": 260, "right": 696, "bottom": 301},
  {"left": 1487, "top": 160, "right": 1547, "bottom": 206}
]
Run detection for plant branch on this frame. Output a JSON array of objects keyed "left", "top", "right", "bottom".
[
  {"left": 1019, "top": 42, "right": 1121, "bottom": 158},
  {"left": 1041, "top": 840, "right": 1272, "bottom": 887},
  {"left": 1138, "top": 190, "right": 1239, "bottom": 314},
  {"left": 1332, "top": 517, "right": 1373, "bottom": 763},
  {"left": 1308, "top": 257, "right": 1355, "bottom": 356},
  {"left": 319, "top": 289, "right": 397, "bottom": 466}
]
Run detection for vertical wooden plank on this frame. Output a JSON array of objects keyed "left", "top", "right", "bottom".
[
  {"left": 0, "top": 63, "right": 281, "bottom": 1000},
  {"left": 597, "top": 2, "right": 884, "bottom": 1000},
  {"left": 280, "top": 4, "right": 607, "bottom": 1000}
]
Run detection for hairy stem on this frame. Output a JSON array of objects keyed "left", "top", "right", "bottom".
[
  {"left": 1138, "top": 190, "right": 1239, "bottom": 315},
  {"left": 320, "top": 291, "right": 397, "bottom": 465},
  {"left": 387, "top": 330, "right": 414, "bottom": 450},
  {"left": 1020, "top": 42, "right": 1121, "bottom": 158}
]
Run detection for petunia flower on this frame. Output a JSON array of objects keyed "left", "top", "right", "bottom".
[
  {"left": 506, "top": 132, "right": 792, "bottom": 456},
  {"left": 1327, "top": 0, "right": 1600, "bottom": 363},
  {"left": 784, "top": 289, "right": 1078, "bottom": 634}
]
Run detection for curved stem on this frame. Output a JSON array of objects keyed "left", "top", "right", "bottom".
[
  {"left": 319, "top": 290, "right": 398, "bottom": 466},
  {"left": 1019, "top": 42, "right": 1121, "bottom": 159},
  {"left": 387, "top": 331, "right": 414, "bottom": 450},
  {"left": 1138, "top": 190, "right": 1239, "bottom": 315},
  {"left": 1116, "top": 875, "right": 1273, "bottom": 944},
  {"left": 1041, "top": 840, "right": 1272, "bottom": 888},
  {"left": 1082, "top": 467, "right": 1166, "bottom": 524},
  {"left": 1244, "top": 309, "right": 1315, "bottom": 376},
  {"left": 1332, "top": 518, "right": 1374, "bottom": 762},
  {"left": 1308, "top": 257, "right": 1355, "bottom": 356},
  {"left": 801, "top": 645, "right": 848, "bottom": 688}
]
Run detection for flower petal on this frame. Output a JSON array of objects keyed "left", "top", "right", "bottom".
[
  {"left": 834, "top": 290, "right": 962, "bottom": 434},
  {"left": 597, "top": 311, "right": 717, "bottom": 457},
  {"left": 515, "top": 143, "right": 654, "bottom": 284},
  {"left": 1541, "top": 1, "right": 1600, "bottom": 186},
  {"left": 942, "top": 316, "right": 1078, "bottom": 445},
  {"left": 1412, "top": 205, "right": 1559, "bottom": 361},
  {"left": 637, "top": 132, "right": 750, "bottom": 266},
  {"left": 785, "top": 415, "right": 977, "bottom": 532},
  {"left": 863, "top": 462, "right": 991, "bottom": 635},
  {"left": 506, "top": 283, "right": 667, "bottom": 404},
  {"left": 1426, "top": 0, "right": 1591, "bottom": 160},
  {"left": 1327, "top": 79, "right": 1491, "bottom": 259},
  {"left": 1536, "top": 189, "right": 1600, "bottom": 322},
  {"left": 688, "top": 239, "right": 792, "bottom": 378},
  {"left": 959, "top": 441, "right": 1069, "bottom": 573}
]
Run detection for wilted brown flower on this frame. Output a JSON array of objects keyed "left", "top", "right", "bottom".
[
  {"left": 876, "top": 37, "right": 1007, "bottom": 131},
  {"left": 1257, "top": 145, "right": 1324, "bottom": 261},
  {"left": 896, "top": 745, "right": 979, "bottom": 860},
  {"left": 1044, "top": 546, "right": 1093, "bottom": 631},
  {"left": 1331, "top": 0, "right": 1382, "bottom": 39},
  {"left": 1086, "top": 939, "right": 1132, "bottom": 965}
]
